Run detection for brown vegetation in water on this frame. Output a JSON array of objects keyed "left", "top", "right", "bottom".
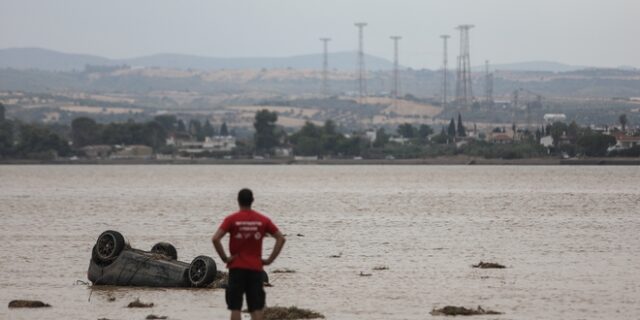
[
  {"left": 272, "top": 268, "right": 296, "bottom": 273},
  {"left": 263, "top": 306, "right": 325, "bottom": 320},
  {"left": 373, "top": 266, "right": 389, "bottom": 271},
  {"left": 127, "top": 298, "right": 154, "bottom": 308},
  {"left": 472, "top": 261, "right": 506, "bottom": 269},
  {"left": 430, "top": 306, "right": 503, "bottom": 316},
  {"left": 209, "top": 270, "right": 229, "bottom": 289},
  {"left": 8, "top": 300, "right": 51, "bottom": 308}
]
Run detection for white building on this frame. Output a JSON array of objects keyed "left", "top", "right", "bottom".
[
  {"left": 167, "top": 135, "right": 237, "bottom": 154},
  {"left": 540, "top": 135, "right": 554, "bottom": 148},
  {"left": 612, "top": 132, "right": 640, "bottom": 150},
  {"left": 202, "top": 136, "right": 236, "bottom": 152},
  {"left": 110, "top": 145, "right": 153, "bottom": 159},
  {"left": 543, "top": 113, "right": 567, "bottom": 124},
  {"left": 274, "top": 147, "right": 293, "bottom": 157},
  {"left": 389, "top": 137, "right": 410, "bottom": 145},
  {"left": 364, "top": 130, "right": 377, "bottom": 143}
]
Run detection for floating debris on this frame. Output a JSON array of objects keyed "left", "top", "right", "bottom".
[
  {"left": 8, "top": 300, "right": 51, "bottom": 308},
  {"left": 296, "top": 233, "right": 305, "bottom": 237},
  {"left": 472, "top": 261, "right": 506, "bottom": 269},
  {"left": 127, "top": 298, "right": 154, "bottom": 308},
  {"left": 209, "top": 271, "right": 229, "bottom": 289},
  {"left": 359, "top": 272, "right": 372, "bottom": 277},
  {"left": 263, "top": 306, "right": 325, "bottom": 320},
  {"left": 272, "top": 268, "right": 296, "bottom": 274},
  {"left": 329, "top": 252, "right": 342, "bottom": 258},
  {"left": 372, "top": 266, "right": 389, "bottom": 271},
  {"left": 107, "top": 295, "right": 116, "bottom": 302},
  {"left": 430, "top": 306, "right": 502, "bottom": 316},
  {"left": 146, "top": 315, "right": 168, "bottom": 319}
]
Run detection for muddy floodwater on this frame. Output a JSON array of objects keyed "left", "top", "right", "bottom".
[{"left": 1, "top": 165, "right": 639, "bottom": 320}]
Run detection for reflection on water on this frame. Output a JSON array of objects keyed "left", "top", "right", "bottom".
[{"left": 1, "top": 165, "right": 639, "bottom": 319}]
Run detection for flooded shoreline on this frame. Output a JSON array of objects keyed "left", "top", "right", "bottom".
[
  {"left": 1, "top": 165, "right": 639, "bottom": 319},
  {"left": 1, "top": 156, "right": 640, "bottom": 165}
]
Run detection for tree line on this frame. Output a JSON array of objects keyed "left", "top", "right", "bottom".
[
  {"left": 0, "top": 103, "right": 635, "bottom": 160},
  {"left": 72, "top": 115, "right": 232, "bottom": 149},
  {"left": 0, "top": 107, "right": 234, "bottom": 159},
  {"left": 252, "top": 108, "right": 630, "bottom": 159},
  {"left": 1, "top": 103, "right": 72, "bottom": 159}
]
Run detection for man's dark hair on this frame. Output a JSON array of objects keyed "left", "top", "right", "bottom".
[{"left": 237, "top": 188, "right": 254, "bottom": 207}]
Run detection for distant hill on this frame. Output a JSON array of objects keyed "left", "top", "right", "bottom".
[
  {"left": 0, "top": 47, "right": 395, "bottom": 71},
  {"left": 474, "top": 61, "right": 591, "bottom": 73},
  {"left": 0, "top": 48, "right": 116, "bottom": 71},
  {"left": 6, "top": 48, "right": 629, "bottom": 73},
  {"left": 126, "top": 52, "right": 396, "bottom": 70}
]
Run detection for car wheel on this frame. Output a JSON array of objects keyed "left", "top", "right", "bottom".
[
  {"left": 151, "top": 242, "right": 178, "bottom": 260},
  {"left": 94, "top": 230, "right": 125, "bottom": 262},
  {"left": 188, "top": 256, "right": 217, "bottom": 287},
  {"left": 91, "top": 244, "right": 109, "bottom": 267}
]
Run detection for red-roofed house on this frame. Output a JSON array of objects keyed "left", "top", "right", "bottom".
[
  {"left": 613, "top": 133, "right": 640, "bottom": 149},
  {"left": 489, "top": 133, "right": 513, "bottom": 144}
]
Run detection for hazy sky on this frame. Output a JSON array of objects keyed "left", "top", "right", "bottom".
[{"left": 1, "top": 0, "right": 638, "bottom": 69}]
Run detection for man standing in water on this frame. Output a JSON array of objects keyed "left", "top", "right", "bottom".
[{"left": 212, "top": 188, "right": 286, "bottom": 320}]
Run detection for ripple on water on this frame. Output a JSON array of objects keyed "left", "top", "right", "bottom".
[{"left": 0, "top": 165, "right": 639, "bottom": 320}]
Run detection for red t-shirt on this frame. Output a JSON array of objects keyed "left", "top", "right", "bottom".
[{"left": 219, "top": 209, "right": 279, "bottom": 271}]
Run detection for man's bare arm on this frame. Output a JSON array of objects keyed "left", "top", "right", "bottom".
[
  {"left": 262, "top": 231, "right": 286, "bottom": 266},
  {"left": 212, "top": 228, "right": 233, "bottom": 263}
]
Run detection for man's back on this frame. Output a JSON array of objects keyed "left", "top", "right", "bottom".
[{"left": 220, "top": 209, "right": 278, "bottom": 271}]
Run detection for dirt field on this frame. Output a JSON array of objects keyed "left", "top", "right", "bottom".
[{"left": 60, "top": 105, "right": 144, "bottom": 114}]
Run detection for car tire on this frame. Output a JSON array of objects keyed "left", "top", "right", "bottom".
[
  {"left": 151, "top": 242, "right": 178, "bottom": 260},
  {"left": 91, "top": 244, "right": 108, "bottom": 267},
  {"left": 94, "top": 230, "right": 125, "bottom": 263},
  {"left": 188, "top": 256, "right": 217, "bottom": 287}
]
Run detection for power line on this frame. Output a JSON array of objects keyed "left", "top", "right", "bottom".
[
  {"left": 355, "top": 22, "right": 368, "bottom": 104},
  {"left": 440, "top": 34, "right": 450, "bottom": 109},
  {"left": 320, "top": 37, "right": 331, "bottom": 96},
  {"left": 390, "top": 36, "right": 402, "bottom": 107},
  {"left": 455, "top": 24, "right": 474, "bottom": 108},
  {"left": 484, "top": 60, "right": 494, "bottom": 105}
]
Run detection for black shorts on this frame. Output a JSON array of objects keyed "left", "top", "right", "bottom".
[{"left": 226, "top": 268, "right": 265, "bottom": 312}]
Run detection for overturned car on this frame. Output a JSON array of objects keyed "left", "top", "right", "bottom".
[{"left": 88, "top": 230, "right": 218, "bottom": 288}]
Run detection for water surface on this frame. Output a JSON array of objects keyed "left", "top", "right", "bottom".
[{"left": 1, "top": 165, "right": 639, "bottom": 319}]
